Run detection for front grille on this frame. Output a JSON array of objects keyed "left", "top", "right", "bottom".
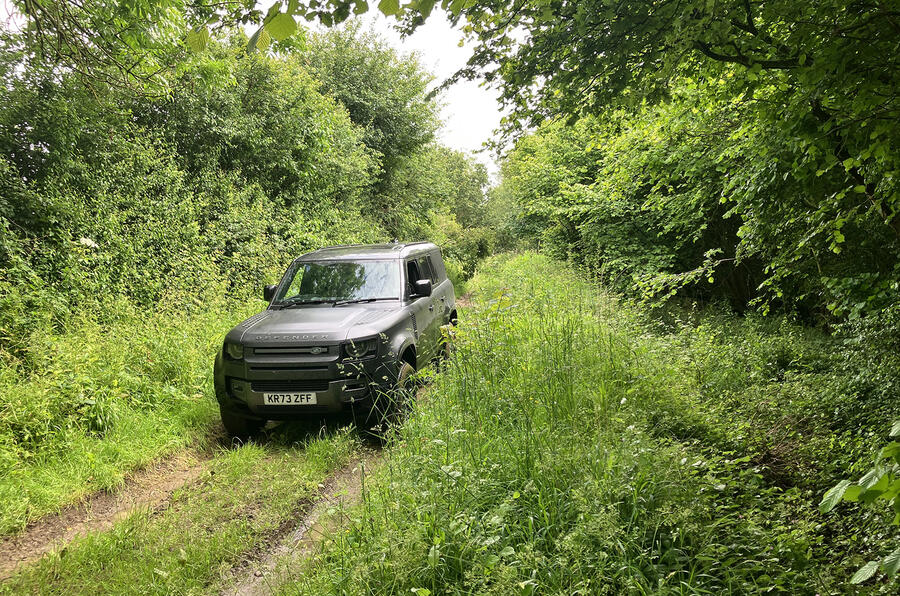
[
  {"left": 249, "top": 365, "right": 329, "bottom": 372},
  {"left": 252, "top": 346, "right": 331, "bottom": 355},
  {"left": 250, "top": 380, "right": 330, "bottom": 393}
]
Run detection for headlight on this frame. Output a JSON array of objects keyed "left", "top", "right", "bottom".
[
  {"left": 224, "top": 342, "right": 244, "bottom": 360},
  {"left": 342, "top": 338, "right": 377, "bottom": 360}
]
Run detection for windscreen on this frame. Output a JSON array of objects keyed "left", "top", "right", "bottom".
[{"left": 276, "top": 260, "right": 400, "bottom": 303}]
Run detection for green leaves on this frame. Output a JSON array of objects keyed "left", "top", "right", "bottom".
[
  {"left": 820, "top": 479, "right": 851, "bottom": 513},
  {"left": 821, "top": 421, "right": 900, "bottom": 583},
  {"left": 185, "top": 28, "right": 209, "bottom": 52},
  {"left": 883, "top": 548, "right": 900, "bottom": 577},
  {"left": 378, "top": 0, "right": 400, "bottom": 15},
  {"left": 850, "top": 560, "right": 879, "bottom": 584},
  {"left": 266, "top": 13, "right": 297, "bottom": 41},
  {"left": 849, "top": 550, "right": 900, "bottom": 585}
]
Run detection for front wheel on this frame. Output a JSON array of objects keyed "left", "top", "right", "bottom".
[
  {"left": 219, "top": 407, "right": 264, "bottom": 441},
  {"left": 438, "top": 322, "right": 457, "bottom": 367},
  {"left": 354, "top": 361, "right": 415, "bottom": 438}
]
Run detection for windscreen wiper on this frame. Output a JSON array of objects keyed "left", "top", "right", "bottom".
[
  {"left": 332, "top": 297, "right": 397, "bottom": 307},
  {"left": 279, "top": 299, "right": 336, "bottom": 308}
]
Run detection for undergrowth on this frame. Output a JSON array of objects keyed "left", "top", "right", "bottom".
[
  {"left": 0, "top": 297, "right": 260, "bottom": 535},
  {"left": 285, "top": 252, "right": 899, "bottom": 594}
]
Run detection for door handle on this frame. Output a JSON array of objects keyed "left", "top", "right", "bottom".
[{"left": 428, "top": 305, "right": 434, "bottom": 312}]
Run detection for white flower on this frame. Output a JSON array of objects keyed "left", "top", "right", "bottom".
[{"left": 78, "top": 237, "right": 99, "bottom": 249}]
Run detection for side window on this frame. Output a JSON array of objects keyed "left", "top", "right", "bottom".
[
  {"left": 424, "top": 256, "right": 440, "bottom": 283},
  {"left": 406, "top": 260, "right": 421, "bottom": 297},
  {"left": 429, "top": 251, "right": 447, "bottom": 282},
  {"left": 416, "top": 257, "right": 434, "bottom": 283}
]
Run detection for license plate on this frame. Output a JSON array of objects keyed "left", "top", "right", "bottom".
[{"left": 262, "top": 392, "right": 317, "bottom": 405}]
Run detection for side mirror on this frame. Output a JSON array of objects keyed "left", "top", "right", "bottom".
[
  {"left": 263, "top": 284, "right": 277, "bottom": 302},
  {"left": 414, "top": 279, "right": 432, "bottom": 297}
]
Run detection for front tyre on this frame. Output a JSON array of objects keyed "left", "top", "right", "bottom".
[
  {"left": 354, "top": 361, "right": 415, "bottom": 439},
  {"left": 219, "top": 406, "right": 264, "bottom": 441}
]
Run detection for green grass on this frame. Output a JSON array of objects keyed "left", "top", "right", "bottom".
[
  {"left": 2, "top": 424, "right": 357, "bottom": 595},
  {"left": 0, "top": 298, "right": 261, "bottom": 535},
  {"left": 278, "top": 252, "right": 898, "bottom": 594}
]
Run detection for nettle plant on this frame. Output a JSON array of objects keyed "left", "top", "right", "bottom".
[{"left": 821, "top": 421, "right": 900, "bottom": 584}]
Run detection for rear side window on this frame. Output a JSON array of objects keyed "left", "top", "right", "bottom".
[
  {"left": 416, "top": 256, "right": 435, "bottom": 283},
  {"left": 428, "top": 251, "right": 447, "bottom": 282}
]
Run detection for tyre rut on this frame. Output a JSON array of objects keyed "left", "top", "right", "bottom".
[{"left": 223, "top": 450, "right": 381, "bottom": 596}]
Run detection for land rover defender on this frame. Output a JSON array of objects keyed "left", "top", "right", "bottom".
[{"left": 213, "top": 242, "right": 457, "bottom": 437}]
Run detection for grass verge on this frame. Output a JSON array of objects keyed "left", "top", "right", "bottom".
[{"left": 1, "top": 423, "right": 357, "bottom": 594}]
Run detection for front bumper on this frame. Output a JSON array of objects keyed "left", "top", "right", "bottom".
[{"left": 214, "top": 346, "right": 397, "bottom": 420}]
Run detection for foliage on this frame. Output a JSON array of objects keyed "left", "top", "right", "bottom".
[
  {"left": 821, "top": 422, "right": 900, "bottom": 585},
  {"left": 0, "top": 301, "right": 251, "bottom": 534},
  {"left": 496, "top": 74, "right": 900, "bottom": 317},
  {"left": 303, "top": 23, "right": 438, "bottom": 173}
]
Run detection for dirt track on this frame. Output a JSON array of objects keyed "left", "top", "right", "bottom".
[{"left": 223, "top": 451, "right": 380, "bottom": 596}]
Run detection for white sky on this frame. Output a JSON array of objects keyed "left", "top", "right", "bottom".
[
  {"left": 0, "top": 1, "right": 504, "bottom": 174},
  {"left": 351, "top": 11, "right": 503, "bottom": 177}
]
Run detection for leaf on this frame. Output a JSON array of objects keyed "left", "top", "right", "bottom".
[
  {"left": 881, "top": 548, "right": 900, "bottom": 576},
  {"left": 842, "top": 484, "right": 864, "bottom": 502},
  {"left": 255, "top": 28, "right": 272, "bottom": 51},
  {"left": 417, "top": 0, "right": 437, "bottom": 17},
  {"left": 378, "top": 0, "right": 400, "bottom": 15},
  {"left": 185, "top": 28, "right": 209, "bottom": 52},
  {"left": 500, "top": 545, "right": 515, "bottom": 557},
  {"left": 427, "top": 545, "right": 439, "bottom": 567},
  {"left": 891, "top": 420, "right": 900, "bottom": 437},
  {"left": 820, "top": 480, "right": 851, "bottom": 512},
  {"left": 853, "top": 185, "right": 867, "bottom": 193},
  {"left": 449, "top": 0, "right": 467, "bottom": 14},
  {"left": 879, "top": 441, "right": 900, "bottom": 463},
  {"left": 266, "top": 13, "right": 297, "bottom": 41},
  {"left": 850, "top": 560, "right": 879, "bottom": 584}
]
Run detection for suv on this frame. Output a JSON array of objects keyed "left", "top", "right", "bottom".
[{"left": 213, "top": 242, "right": 457, "bottom": 437}]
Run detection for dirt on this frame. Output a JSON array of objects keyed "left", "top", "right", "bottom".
[
  {"left": 0, "top": 450, "right": 211, "bottom": 581},
  {"left": 223, "top": 451, "right": 381, "bottom": 596}
]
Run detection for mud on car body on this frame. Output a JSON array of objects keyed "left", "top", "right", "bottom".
[{"left": 214, "top": 242, "right": 457, "bottom": 437}]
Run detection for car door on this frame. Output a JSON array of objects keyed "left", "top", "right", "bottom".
[
  {"left": 406, "top": 257, "right": 439, "bottom": 360},
  {"left": 404, "top": 259, "right": 434, "bottom": 361},
  {"left": 425, "top": 253, "right": 453, "bottom": 323}
]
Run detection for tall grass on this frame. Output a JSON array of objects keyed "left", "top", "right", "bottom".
[
  {"left": 0, "top": 297, "right": 260, "bottom": 535},
  {"left": 282, "top": 252, "right": 899, "bottom": 594},
  {"left": 285, "top": 254, "right": 803, "bottom": 593}
]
